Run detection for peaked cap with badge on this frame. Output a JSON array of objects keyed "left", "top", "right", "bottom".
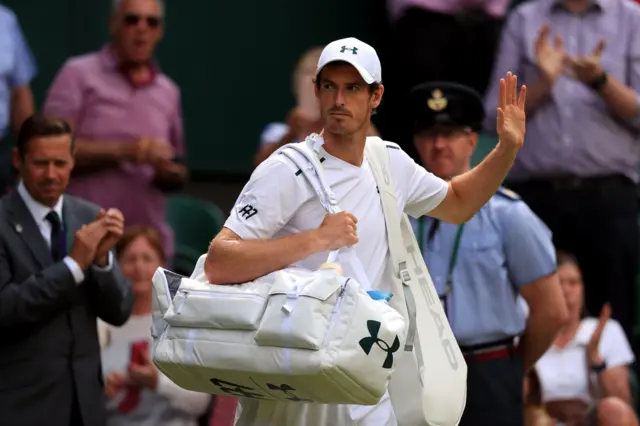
[{"left": 408, "top": 82, "right": 485, "bottom": 133}]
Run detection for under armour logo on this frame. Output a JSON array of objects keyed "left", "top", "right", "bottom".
[
  {"left": 340, "top": 46, "right": 358, "bottom": 54},
  {"left": 238, "top": 204, "right": 258, "bottom": 219},
  {"left": 359, "top": 320, "right": 400, "bottom": 369}
]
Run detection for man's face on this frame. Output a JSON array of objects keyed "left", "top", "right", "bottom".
[
  {"left": 315, "top": 63, "right": 383, "bottom": 136},
  {"left": 111, "top": 0, "right": 163, "bottom": 64},
  {"left": 414, "top": 128, "right": 477, "bottom": 180},
  {"left": 12, "top": 135, "right": 75, "bottom": 207}
]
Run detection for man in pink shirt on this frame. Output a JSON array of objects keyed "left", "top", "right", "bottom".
[{"left": 43, "top": 0, "right": 186, "bottom": 261}]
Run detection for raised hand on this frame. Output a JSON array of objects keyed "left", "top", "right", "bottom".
[
  {"left": 496, "top": 72, "right": 527, "bottom": 151},
  {"left": 586, "top": 303, "right": 611, "bottom": 365},
  {"left": 535, "top": 24, "right": 566, "bottom": 84}
]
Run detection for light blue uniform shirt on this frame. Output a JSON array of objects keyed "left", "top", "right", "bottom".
[
  {"left": 0, "top": 5, "right": 37, "bottom": 138},
  {"left": 411, "top": 187, "right": 556, "bottom": 347}
]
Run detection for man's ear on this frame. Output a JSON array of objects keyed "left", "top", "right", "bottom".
[
  {"left": 11, "top": 148, "right": 21, "bottom": 171},
  {"left": 372, "top": 84, "right": 385, "bottom": 109}
]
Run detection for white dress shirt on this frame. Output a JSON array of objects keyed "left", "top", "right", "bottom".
[{"left": 17, "top": 181, "right": 112, "bottom": 284}]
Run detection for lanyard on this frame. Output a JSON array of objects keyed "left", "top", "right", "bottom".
[{"left": 418, "top": 218, "right": 465, "bottom": 295}]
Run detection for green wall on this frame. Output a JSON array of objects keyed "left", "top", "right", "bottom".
[{"left": 4, "top": 0, "right": 385, "bottom": 174}]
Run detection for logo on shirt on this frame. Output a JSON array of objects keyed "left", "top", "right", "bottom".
[
  {"left": 340, "top": 45, "right": 358, "bottom": 55},
  {"left": 359, "top": 320, "right": 400, "bottom": 369},
  {"left": 238, "top": 204, "right": 258, "bottom": 219}
]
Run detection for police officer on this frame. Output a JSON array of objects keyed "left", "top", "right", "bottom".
[{"left": 408, "top": 82, "right": 569, "bottom": 426}]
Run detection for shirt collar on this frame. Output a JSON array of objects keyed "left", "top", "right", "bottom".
[
  {"left": 17, "top": 181, "right": 64, "bottom": 224},
  {"left": 99, "top": 44, "right": 160, "bottom": 87},
  {"left": 549, "top": 0, "right": 606, "bottom": 13}
]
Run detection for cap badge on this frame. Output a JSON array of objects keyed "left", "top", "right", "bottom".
[
  {"left": 340, "top": 46, "right": 358, "bottom": 55},
  {"left": 427, "top": 89, "right": 447, "bottom": 111}
]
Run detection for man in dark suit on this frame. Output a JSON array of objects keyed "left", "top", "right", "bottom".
[{"left": 0, "top": 114, "right": 134, "bottom": 426}]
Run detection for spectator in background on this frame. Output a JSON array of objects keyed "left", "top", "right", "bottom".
[
  {"left": 378, "top": 0, "right": 509, "bottom": 161},
  {"left": 99, "top": 225, "right": 210, "bottom": 426},
  {"left": 484, "top": 0, "right": 640, "bottom": 347},
  {"left": 0, "top": 114, "right": 133, "bottom": 426},
  {"left": 254, "top": 47, "right": 324, "bottom": 166},
  {"left": 254, "top": 46, "right": 378, "bottom": 167},
  {"left": 43, "top": 0, "right": 186, "bottom": 262},
  {"left": 535, "top": 251, "right": 637, "bottom": 426},
  {"left": 0, "top": 4, "right": 36, "bottom": 193}
]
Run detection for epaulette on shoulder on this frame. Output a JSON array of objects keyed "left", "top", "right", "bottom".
[{"left": 496, "top": 186, "right": 520, "bottom": 201}]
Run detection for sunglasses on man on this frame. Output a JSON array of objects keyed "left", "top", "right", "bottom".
[{"left": 124, "top": 14, "right": 162, "bottom": 28}]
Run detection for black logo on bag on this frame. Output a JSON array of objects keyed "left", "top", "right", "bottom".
[
  {"left": 210, "top": 378, "right": 266, "bottom": 399},
  {"left": 359, "top": 320, "right": 400, "bottom": 369},
  {"left": 238, "top": 204, "right": 258, "bottom": 219},
  {"left": 267, "top": 383, "right": 313, "bottom": 402}
]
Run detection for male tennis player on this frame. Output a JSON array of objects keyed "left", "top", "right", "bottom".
[{"left": 204, "top": 37, "right": 526, "bottom": 426}]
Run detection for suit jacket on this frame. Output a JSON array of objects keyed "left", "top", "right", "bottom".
[{"left": 0, "top": 189, "right": 134, "bottom": 426}]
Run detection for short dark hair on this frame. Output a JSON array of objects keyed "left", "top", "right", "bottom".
[
  {"left": 116, "top": 225, "right": 166, "bottom": 266},
  {"left": 556, "top": 249, "right": 579, "bottom": 269},
  {"left": 16, "top": 114, "right": 74, "bottom": 158}
]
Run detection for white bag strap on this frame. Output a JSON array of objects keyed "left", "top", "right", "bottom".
[
  {"left": 364, "top": 138, "right": 418, "bottom": 351},
  {"left": 364, "top": 137, "right": 467, "bottom": 426},
  {"left": 278, "top": 139, "right": 372, "bottom": 290}
]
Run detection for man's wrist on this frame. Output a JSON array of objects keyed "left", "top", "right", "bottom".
[
  {"left": 94, "top": 254, "right": 109, "bottom": 266},
  {"left": 588, "top": 71, "right": 608, "bottom": 92}
]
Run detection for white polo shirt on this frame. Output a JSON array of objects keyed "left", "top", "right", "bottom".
[
  {"left": 535, "top": 318, "right": 634, "bottom": 404},
  {"left": 224, "top": 136, "right": 449, "bottom": 426}
]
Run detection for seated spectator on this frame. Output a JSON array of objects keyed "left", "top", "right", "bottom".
[
  {"left": 524, "top": 369, "right": 555, "bottom": 426},
  {"left": 99, "top": 225, "right": 210, "bottom": 426},
  {"left": 535, "top": 251, "right": 638, "bottom": 426}
]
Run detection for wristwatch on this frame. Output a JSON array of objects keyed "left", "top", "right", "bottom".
[
  {"left": 589, "top": 71, "right": 608, "bottom": 91},
  {"left": 591, "top": 361, "right": 607, "bottom": 373}
]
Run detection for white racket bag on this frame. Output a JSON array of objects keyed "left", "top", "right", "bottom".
[{"left": 150, "top": 141, "right": 406, "bottom": 405}]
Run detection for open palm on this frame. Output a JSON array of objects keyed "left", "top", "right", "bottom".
[{"left": 496, "top": 72, "right": 527, "bottom": 150}]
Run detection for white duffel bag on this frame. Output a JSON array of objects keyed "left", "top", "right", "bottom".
[{"left": 151, "top": 142, "right": 406, "bottom": 406}]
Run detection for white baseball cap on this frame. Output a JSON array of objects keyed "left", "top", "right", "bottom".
[{"left": 315, "top": 37, "right": 382, "bottom": 84}]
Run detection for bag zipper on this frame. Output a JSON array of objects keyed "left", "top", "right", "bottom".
[{"left": 174, "top": 289, "right": 265, "bottom": 314}]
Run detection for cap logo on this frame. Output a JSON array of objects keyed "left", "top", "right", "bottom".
[
  {"left": 427, "top": 89, "right": 447, "bottom": 111},
  {"left": 340, "top": 46, "right": 358, "bottom": 55}
]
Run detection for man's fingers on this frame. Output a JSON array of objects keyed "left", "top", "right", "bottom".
[
  {"left": 553, "top": 34, "right": 563, "bottom": 51},
  {"left": 518, "top": 85, "right": 527, "bottom": 110},
  {"left": 592, "top": 39, "right": 606, "bottom": 58},
  {"left": 345, "top": 212, "right": 358, "bottom": 224},
  {"left": 96, "top": 208, "right": 106, "bottom": 220},
  {"left": 498, "top": 78, "right": 506, "bottom": 111}
]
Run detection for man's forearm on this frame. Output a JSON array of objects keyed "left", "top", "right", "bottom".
[
  {"left": 74, "top": 139, "right": 133, "bottom": 167},
  {"left": 524, "top": 77, "right": 553, "bottom": 114},
  {"left": 441, "top": 143, "right": 518, "bottom": 223},
  {"left": 205, "top": 229, "right": 324, "bottom": 284},
  {"left": 10, "top": 86, "right": 35, "bottom": 137},
  {"left": 518, "top": 314, "right": 563, "bottom": 371}
]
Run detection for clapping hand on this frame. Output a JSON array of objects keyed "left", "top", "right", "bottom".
[
  {"left": 586, "top": 303, "right": 611, "bottom": 366},
  {"left": 535, "top": 24, "right": 566, "bottom": 84},
  {"left": 496, "top": 72, "right": 527, "bottom": 152},
  {"left": 94, "top": 208, "right": 125, "bottom": 266},
  {"left": 565, "top": 40, "right": 606, "bottom": 85},
  {"left": 127, "top": 350, "right": 159, "bottom": 390}
]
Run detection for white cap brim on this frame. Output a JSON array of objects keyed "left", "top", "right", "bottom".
[{"left": 316, "top": 57, "right": 376, "bottom": 84}]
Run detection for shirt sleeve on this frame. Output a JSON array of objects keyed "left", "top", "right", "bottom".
[
  {"left": 600, "top": 319, "right": 635, "bottom": 368},
  {"left": 169, "top": 88, "right": 185, "bottom": 158},
  {"left": 8, "top": 14, "right": 37, "bottom": 88},
  {"left": 483, "top": 9, "right": 525, "bottom": 132},
  {"left": 224, "top": 156, "right": 308, "bottom": 240},
  {"left": 388, "top": 145, "right": 448, "bottom": 218},
  {"left": 626, "top": 4, "right": 640, "bottom": 129},
  {"left": 42, "top": 60, "right": 85, "bottom": 123},
  {"left": 501, "top": 200, "right": 557, "bottom": 288}
]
